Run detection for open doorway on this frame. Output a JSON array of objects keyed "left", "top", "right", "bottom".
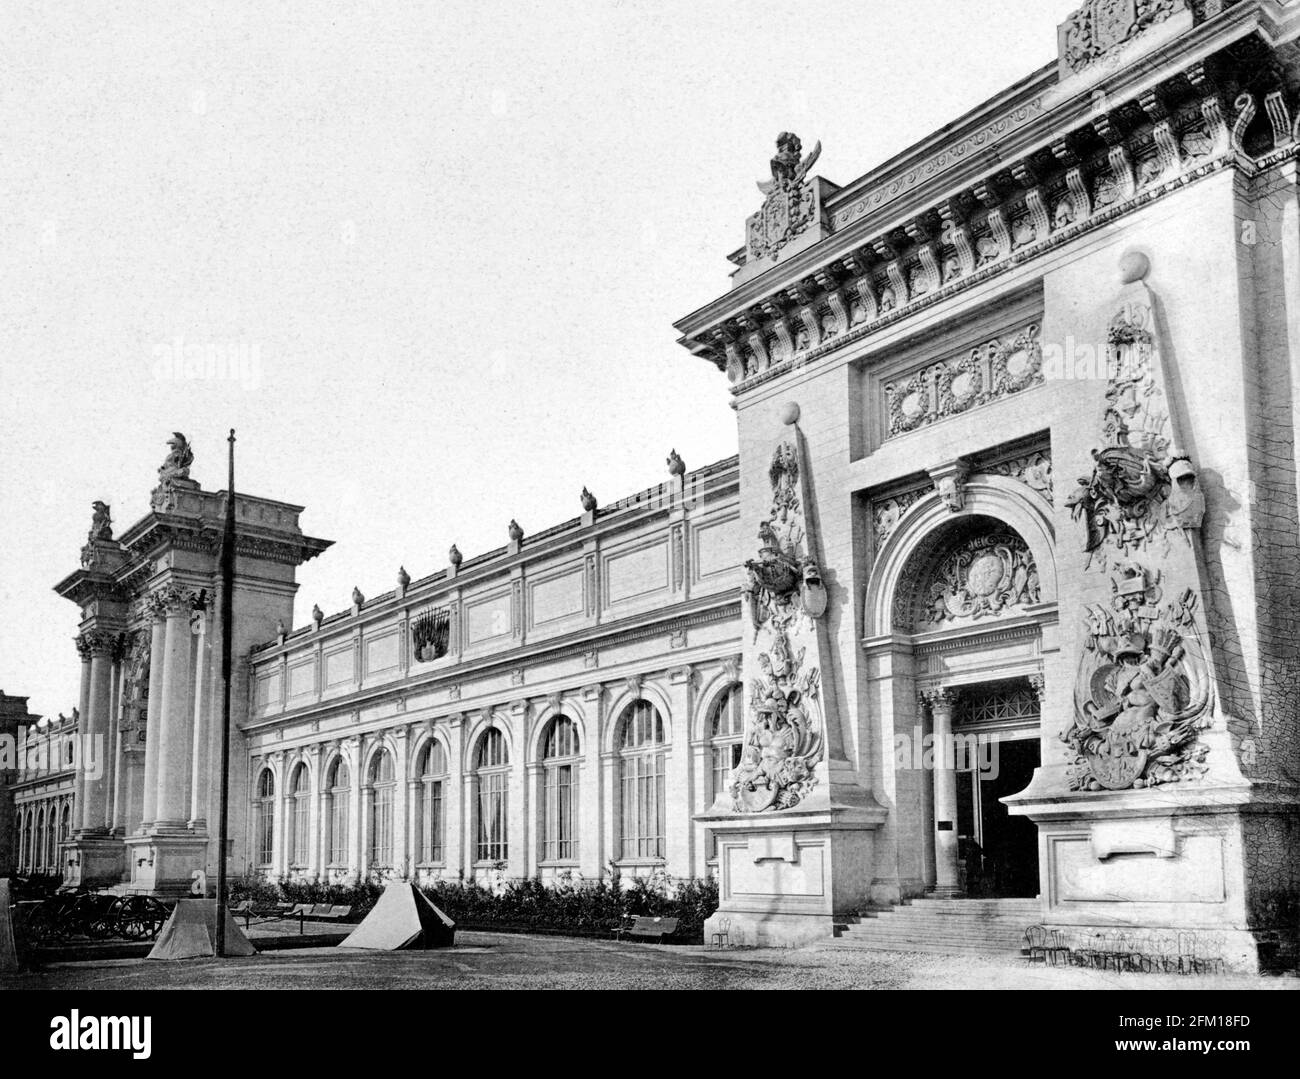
[{"left": 953, "top": 681, "right": 1041, "bottom": 898}]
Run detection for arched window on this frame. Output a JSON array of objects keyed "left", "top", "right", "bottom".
[
  {"left": 367, "top": 749, "right": 395, "bottom": 869},
  {"left": 417, "top": 740, "right": 448, "bottom": 864},
  {"left": 45, "top": 805, "right": 57, "bottom": 869},
  {"left": 618, "top": 700, "right": 666, "bottom": 861},
  {"left": 708, "top": 685, "right": 745, "bottom": 859},
  {"left": 288, "top": 764, "right": 311, "bottom": 867},
  {"left": 542, "top": 717, "right": 580, "bottom": 862},
  {"left": 59, "top": 803, "right": 71, "bottom": 844},
  {"left": 36, "top": 807, "right": 47, "bottom": 872},
  {"left": 254, "top": 768, "right": 275, "bottom": 867},
  {"left": 475, "top": 728, "right": 509, "bottom": 862},
  {"left": 325, "top": 758, "right": 350, "bottom": 865},
  {"left": 13, "top": 813, "right": 21, "bottom": 871}
]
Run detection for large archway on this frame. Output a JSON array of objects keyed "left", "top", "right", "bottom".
[{"left": 864, "top": 476, "right": 1058, "bottom": 900}]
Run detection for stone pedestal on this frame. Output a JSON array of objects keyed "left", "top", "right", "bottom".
[
  {"left": 62, "top": 835, "right": 126, "bottom": 890},
  {"left": 701, "top": 787, "right": 886, "bottom": 948},
  {"left": 123, "top": 832, "right": 210, "bottom": 898},
  {"left": 1008, "top": 774, "right": 1300, "bottom": 974}
]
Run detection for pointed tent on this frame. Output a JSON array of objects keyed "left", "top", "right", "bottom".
[
  {"left": 339, "top": 882, "right": 455, "bottom": 950},
  {"left": 147, "top": 899, "right": 257, "bottom": 960}
]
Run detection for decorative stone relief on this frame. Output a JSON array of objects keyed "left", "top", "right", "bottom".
[
  {"left": 871, "top": 484, "right": 933, "bottom": 548},
  {"left": 1068, "top": 576, "right": 1211, "bottom": 789},
  {"left": 1060, "top": 1, "right": 1186, "bottom": 75},
  {"left": 1064, "top": 299, "right": 1202, "bottom": 562},
  {"left": 1063, "top": 252, "right": 1214, "bottom": 792},
  {"left": 906, "top": 530, "right": 1042, "bottom": 633},
  {"left": 746, "top": 132, "right": 822, "bottom": 262},
  {"left": 985, "top": 449, "right": 1054, "bottom": 503},
  {"left": 885, "top": 324, "right": 1043, "bottom": 437},
  {"left": 733, "top": 435, "right": 828, "bottom": 811}
]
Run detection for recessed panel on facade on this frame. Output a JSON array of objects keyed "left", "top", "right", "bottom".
[
  {"left": 1051, "top": 835, "right": 1227, "bottom": 904},
  {"left": 692, "top": 513, "right": 741, "bottom": 581},
  {"left": 364, "top": 631, "right": 399, "bottom": 675},
  {"left": 465, "top": 590, "right": 512, "bottom": 644},
  {"left": 288, "top": 660, "right": 315, "bottom": 698},
  {"left": 603, "top": 539, "right": 669, "bottom": 605},
  {"left": 324, "top": 648, "right": 354, "bottom": 687},
  {"left": 529, "top": 567, "right": 584, "bottom": 627},
  {"left": 255, "top": 671, "right": 281, "bottom": 709}
]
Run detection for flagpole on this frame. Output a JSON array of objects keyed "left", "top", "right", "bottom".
[{"left": 215, "top": 429, "right": 236, "bottom": 957}]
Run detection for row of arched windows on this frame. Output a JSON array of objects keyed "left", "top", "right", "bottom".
[
  {"left": 13, "top": 799, "right": 73, "bottom": 875},
  {"left": 251, "top": 686, "right": 746, "bottom": 872}
]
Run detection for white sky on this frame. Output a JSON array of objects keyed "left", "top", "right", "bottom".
[{"left": 0, "top": 0, "right": 1081, "bottom": 718}]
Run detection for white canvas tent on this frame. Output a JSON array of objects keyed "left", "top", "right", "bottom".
[
  {"left": 339, "top": 882, "right": 455, "bottom": 950},
  {"left": 147, "top": 899, "right": 257, "bottom": 960}
]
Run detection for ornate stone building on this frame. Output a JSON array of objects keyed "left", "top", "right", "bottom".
[
  {"left": 674, "top": 0, "right": 1300, "bottom": 969},
  {"left": 8, "top": 708, "right": 78, "bottom": 880},
  {"left": 54, "top": 440, "right": 744, "bottom": 895},
  {"left": 46, "top": 0, "right": 1300, "bottom": 973}
]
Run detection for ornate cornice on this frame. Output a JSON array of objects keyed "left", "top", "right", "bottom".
[{"left": 678, "top": 33, "right": 1298, "bottom": 392}]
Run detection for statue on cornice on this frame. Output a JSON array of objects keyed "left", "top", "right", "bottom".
[
  {"left": 758, "top": 132, "right": 821, "bottom": 196},
  {"left": 158, "top": 432, "right": 194, "bottom": 485},
  {"left": 88, "top": 501, "right": 113, "bottom": 542}
]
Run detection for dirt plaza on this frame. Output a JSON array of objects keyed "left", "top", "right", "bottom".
[{"left": 3, "top": 932, "right": 1296, "bottom": 991}]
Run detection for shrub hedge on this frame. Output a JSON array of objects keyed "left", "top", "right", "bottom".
[{"left": 229, "top": 868, "right": 719, "bottom": 943}]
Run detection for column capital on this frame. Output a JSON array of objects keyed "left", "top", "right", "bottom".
[
  {"left": 917, "top": 684, "right": 958, "bottom": 710},
  {"left": 76, "top": 629, "right": 119, "bottom": 660},
  {"left": 146, "top": 582, "right": 205, "bottom": 619}
]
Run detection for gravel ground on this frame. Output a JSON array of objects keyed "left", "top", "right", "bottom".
[{"left": 3, "top": 932, "right": 1296, "bottom": 990}]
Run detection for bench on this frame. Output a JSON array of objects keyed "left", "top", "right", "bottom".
[{"left": 615, "top": 915, "right": 679, "bottom": 943}]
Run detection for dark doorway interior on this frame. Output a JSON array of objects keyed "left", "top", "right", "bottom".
[{"left": 975, "top": 738, "right": 1039, "bottom": 898}]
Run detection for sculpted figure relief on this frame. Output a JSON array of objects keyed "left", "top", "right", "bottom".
[
  {"left": 732, "top": 439, "right": 827, "bottom": 812},
  {"left": 158, "top": 431, "right": 194, "bottom": 484},
  {"left": 747, "top": 133, "right": 823, "bottom": 262}
]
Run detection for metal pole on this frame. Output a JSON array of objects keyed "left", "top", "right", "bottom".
[{"left": 215, "top": 429, "right": 236, "bottom": 957}]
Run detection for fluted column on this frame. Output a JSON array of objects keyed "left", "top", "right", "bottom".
[
  {"left": 921, "top": 686, "right": 961, "bottom": 897},
  {"left": 140, "top": 606, "right": 168, "bottom": 828},
  {"left": 103, "top": 642, "right": 122, "bottom": 831},
  {"left": 78, "top": 631, "right": 117, "bottom": 835},
  {"left": 72, "top": 637, "right": 93, "bottom": 832},
  {"left": 154, "top": 587, "right": 196, "bottom": 828},
  {"left": 188, "top": 605, "right": 210, "bottom": 828}
]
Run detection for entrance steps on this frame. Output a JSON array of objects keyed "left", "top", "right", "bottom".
[{"left": 831, "top": 897, "right": 1041, "bottom": 955}]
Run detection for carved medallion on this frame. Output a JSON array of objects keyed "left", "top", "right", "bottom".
[{"left": 909, "top": 529, "right": 1042, "bottom": 632}]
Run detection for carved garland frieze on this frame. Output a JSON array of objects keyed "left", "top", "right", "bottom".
[{"left": 884, "top": 324, "right": 1043, "bottom": 437}]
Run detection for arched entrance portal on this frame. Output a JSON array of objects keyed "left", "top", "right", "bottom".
[{"left": 864, "top": 477, "right": 1058, "bottom": 903}]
